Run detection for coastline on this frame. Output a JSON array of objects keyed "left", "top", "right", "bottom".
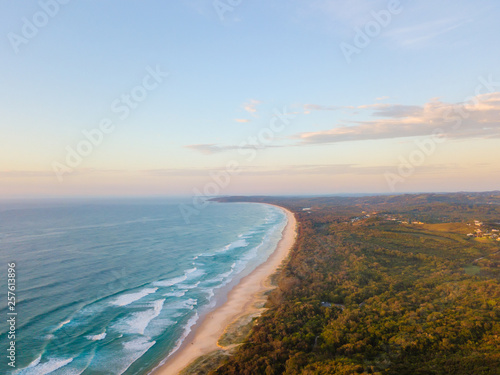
[{"left": 152, "top": 204, "right": 297, "bottom": 375}]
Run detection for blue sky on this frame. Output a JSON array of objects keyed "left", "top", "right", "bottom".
[{"left": 1, "top": 0, "right": 500, "bottom": 196}]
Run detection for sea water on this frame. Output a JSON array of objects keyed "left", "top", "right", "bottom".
[{"left": 0, "top": 198, "right": 287, "bottom": 375}]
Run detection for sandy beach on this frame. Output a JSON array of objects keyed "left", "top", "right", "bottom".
[{"left": 153, "top": 205, "right": 297, "bottom": 375}]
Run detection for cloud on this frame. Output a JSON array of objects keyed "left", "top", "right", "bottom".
[
  {"left": 238, "top": 164, "right": 388, "bottom": 176},
  {"left": 356, "top": 103, "right": 390, "bottom": 110},
  {"left": 304, "top": 102, "right": 394, "bottom": 113},
  {"left": 187, "top": 92, "right": 500, "bottom": 154},
  {"left": 372, "top": 104, "right": 422, "bottom": 118},
  {"left": 144, "top": 168, "right": 209, "bottom": 177},
  {"left": 0, "top": 169, "right": 127, "bottom": 179},
  {"left": 295, "top": 92, "right": 500, "bottom": 144},
  {"left": 304, "top": 104, "right": 342, "bottom": 111},
  {"left": 303, "top": 104, "right": 343, "bottom": 114},
  {"left": 243, "top": 99, "right": 261, "bottom": 114},
  {"left": 186, "top": 143, "right": 287, "bottom": 155},
  {"left": 0, "top": 170, "right": 56, "bottom": 178},
  {"left": 308, "top": 0, "right": 389, "bottom": 29},
  {"left": 385, "top": 17, "right": 473, "bottom": 47},
  {"left": 235, "top": 118, "right": 251, "bottom": 123},
  {"left": 185, "top": 144, "right": 239, "bottom": 155},
  {"left": 185, "top": 143, "right": 280, "bottom": 155},
  {"left": 144, "top": 163, "right": 453, "bottom": 178}
]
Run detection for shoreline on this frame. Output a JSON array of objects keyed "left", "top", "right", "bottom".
[{"left": 152, "top": 204, "right": 297, "bottom": 375}]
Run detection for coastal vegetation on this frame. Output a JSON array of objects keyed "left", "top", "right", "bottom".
[{"left": 209, "top": 192, "right": 500, "bottom": 374}]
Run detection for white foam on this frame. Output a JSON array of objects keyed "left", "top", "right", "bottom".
[
  {"left": 51, "top": 348, "right": 96, "bottom": 375},
  {"left": 176, "top": 281, "right": 200, "bottom": 290},
  {"left": 79, "top": 303, "right": 106, "bottom": 317},
  {"left": 176, "top": 298, "right": 197, "bottom": 310},
  {"left": 54, "top": 368, "right": 85, "bottom": 375},
  {"left": 119, "top": 337, "right": 156, "bottom": 374},
  {"left": 197, "top": 237, "right": 250, "bottom": 258},
  {"left": 122, "top": 336, "right": 155, "bottom": 351},
  {"left": 16, "top": 357, "right": 73, "bottom": 375},
  {"left": 144, "top": 311, "right": 177, "bottom": 338},
  {"left": 112, "top": 299, "right": 165, "bottom": 335},
  {"left": 204, "top": 288, "right": 215, "bottom": 300},
  {"left": 85, "top": 332, "right": 106, "bottom": 341},
  {"left": 153, "top": 275, "right": 186, "bottom": 287},
  {"left": 163, "top": 289, "right": 188, "bottom": 298},
  {"left": 99, "top": 337, "right": 156, "bottom": 375},
  {"left": 111, "top": 288, "right": 158, "bottom": 306},
  {"left": 163, "top": 298, "right": 198, "bottom": 319},
  {"left": 22, "top": 355, "right": 41, "bottom": 370},
  {"left": 216, "top": 239, "right": 248, "bottom": 254},
  {"left": 184, "top": 268, "right": 205, "bottom": 281},
  {"left": 146, "top": 318, "right": 177, "bottom": 338},
  {"left": 202, "top": 264, "right": 235, "bottom": 285},
  {"left": 166, "top": 312, "right": 199, "bottom": 360},
  {"left": 55, "top": 319, "right": 71, "bottom": 330},
  {"left": 152, "top": 267, "right": 199, "bottom": 287},
  {"left": 240, "top": 230, "right": 257, "bottom": 239}
]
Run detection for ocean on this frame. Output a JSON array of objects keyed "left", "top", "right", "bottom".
[{"left": 0, "top": 198, "right": 287, "bottom": 375}]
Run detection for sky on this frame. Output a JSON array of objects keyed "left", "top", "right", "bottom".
[{"left": 1, "top": 0, "right": 500, "bottom": 197}]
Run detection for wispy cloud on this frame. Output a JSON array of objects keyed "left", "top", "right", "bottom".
[
  {"left": 238, "top": 164, "right": 390, "bottom": 176},
  {"left": 144, "top": 163, "right": 454, "bottom": 178},
  {"left": 243, "top": 99, "right": 261, "bottom": 114},
  {"left": 0, "top": 169, "right": 127, "bottom": 178},
  {"left": 0, "top": 170, "right": 56, "bottom": 178},
  {"left": 309, "top": 0, "right": 389, "bottom": 29},
  {"left": 301, "top": 1, "right": 477, "bottom": 49},
  {"left": 303, "top": 103, "right": 344, "bottom": 114},
  {"left": 372, "top": 104, "right": 422, "bottom": 118},
  {"left": 2, "top": 163, "right": 460, "bottom": 181},
  {"left": 185, "top": 143, "right": 281, "bottom": 155},
  {"left": 303, "top": 102, "right": 395, "bottom": 113},
  {"left": 295, "top": 92, "right": 500, "bottom": 144},
  {"left": 385, "top": 17, "right": 473, "bottom": 47},
  {"left": 235, "top": 118, "right": 251, "bottom": 123},
  {"left": 185, "top": 144, "right": 239, "bottom": 155}
]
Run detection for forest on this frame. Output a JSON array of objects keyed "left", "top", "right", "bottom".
[{"left": 208, "top": 192, "right": 500, "bottom": 374}]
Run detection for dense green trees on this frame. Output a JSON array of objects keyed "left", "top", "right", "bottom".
[{"left": 211, "top": 194, "right": 500, "bottom": 374}]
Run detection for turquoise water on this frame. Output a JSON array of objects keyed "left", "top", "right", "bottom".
[{"left": 0, "top": 199, "right": 286, "bottom": 375}]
